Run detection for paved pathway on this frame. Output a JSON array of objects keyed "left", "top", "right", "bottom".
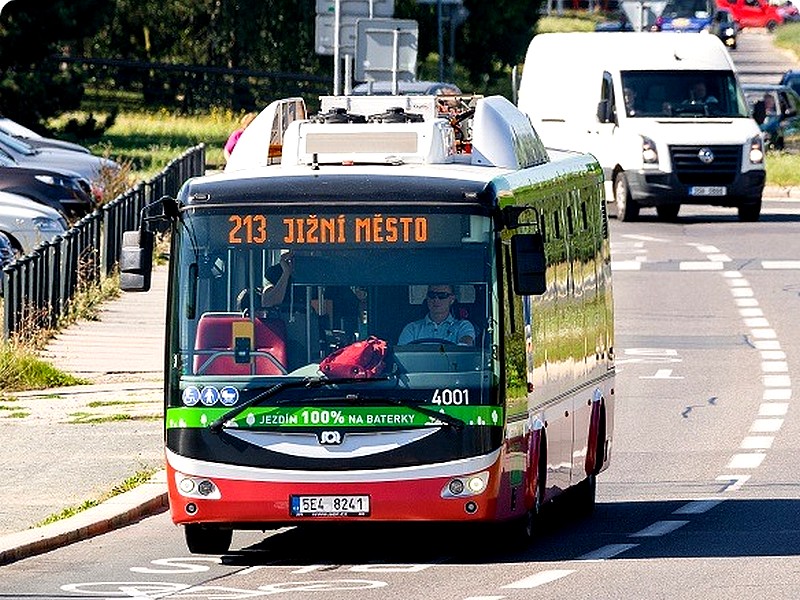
[{"left": 0, "top": 267, "right": 168, "bottom": 538}]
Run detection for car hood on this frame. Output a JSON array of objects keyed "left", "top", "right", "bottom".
[
  {"left": 14, "top": 148, "right": 119, "bottom": 182},
  {"left": 626, "top": 117, "right": 760, "bottom": 144}
]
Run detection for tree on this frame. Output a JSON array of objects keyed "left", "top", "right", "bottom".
[{"left": 0, "top": 0, "right": 114, "bottom": 127}]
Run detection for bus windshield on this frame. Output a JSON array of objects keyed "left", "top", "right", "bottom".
[
  {"left": 172, "top": 207, "right": 497, "bottom": 402},
  {"left": 621, "top": 70, "right": 750, "bottom": 118}
]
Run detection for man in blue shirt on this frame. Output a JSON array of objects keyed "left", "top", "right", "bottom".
[{"left": 398, "top": 284, "right": 475, "bottom": 346}]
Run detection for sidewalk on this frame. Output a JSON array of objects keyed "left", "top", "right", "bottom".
[{"left": 0, "top": 267, "right": 169, "bottom": 565}]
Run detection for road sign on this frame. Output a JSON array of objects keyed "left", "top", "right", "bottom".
[
  {"left": 315, "top": 0, "right": 395, "bottom": 56},
  {"left": 316, "top": 0, "right": 394, "bottom": 16},
  {"left": 355, "top": 18, "right": 418, "bottom": 83},
  {"left": 315, "top": 14, "right": 360, "bottom": 56}
]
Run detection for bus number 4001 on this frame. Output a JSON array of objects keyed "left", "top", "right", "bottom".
[{"left": 431, "top": 389, "right": 469, "bottom": 405}]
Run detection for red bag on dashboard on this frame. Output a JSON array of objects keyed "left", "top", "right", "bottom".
[{"left": 319, "top": 336, "right": 388, "bottom": 379}]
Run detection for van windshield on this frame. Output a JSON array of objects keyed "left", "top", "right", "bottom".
[{"left": 621, "top": 70, "right": 749, "bottom": 118}]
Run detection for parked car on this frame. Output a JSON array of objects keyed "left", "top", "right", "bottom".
[
  {"left": 716, "top": 0, "right": 783, "bottom": 29},
  {"left": 0, "top": 153, "right": 95, "bottom": 219},
  {"left": 779, "top": 68, "right": 800, "bottom": 97},
  {"left": 0, "top": 131, "right": 119, "bottom": 201},
  {"left": 0, "top": 116, "right": 90, "bottom": 154},
  {"left": 775, "top": 0, "right": 800, "bottom": 21},
  {"left": 0, "top": 190, "right": 67, "bottom": 255},
  {"left": 0, "top": 231, "right": 13, "bottom": 295},
  {"left": 351, "top": 80, "right": 462, "bottom": 96},
  {"left": 711, "top": 8, "right": 739, "bottom": 48},
  {"left": 653, "top": 0, "right": 718, "bottom": 32},
  {"left": 742, "top": 83, "right": 800, "bottom": 151}
]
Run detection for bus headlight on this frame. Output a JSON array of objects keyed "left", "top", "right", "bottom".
[
  {"left": 175, "top": 472, "right": 221, "bottom": 500},
  {"left": 441, "top": 471, "right": 489, "bottom": 498}
]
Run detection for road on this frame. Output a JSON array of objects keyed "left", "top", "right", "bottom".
[
  {"left": 3, "top": 201, "right": 800, "bottom": 600},
  {"left": 2, "top": 29, "right": 800, "bottom": 600}
]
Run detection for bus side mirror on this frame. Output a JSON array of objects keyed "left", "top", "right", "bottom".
[
  {"left": 511, "top": 233, "right": 546, "bottom": 296},
  {"left": 120, "top": 229, "right": 154, "bottom": 292}
]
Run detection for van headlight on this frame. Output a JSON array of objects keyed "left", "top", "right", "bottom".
[
  {"left": 642, "top": 136, "right": 659, "bottom": 164},
  {"left": 749, "top": 135, "right": 764, "bottom": 164}
]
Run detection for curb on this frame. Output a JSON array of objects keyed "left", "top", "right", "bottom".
[
  {"left": 0, "top": 470, "right": 168, "bottom": 566},
  {"left": 763, "top": 185, "right": 800, "bottom": 199}
]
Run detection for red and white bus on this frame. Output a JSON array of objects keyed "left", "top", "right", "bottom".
[{"left": 121, "top": 93, "right": 615, "bottom": 554}]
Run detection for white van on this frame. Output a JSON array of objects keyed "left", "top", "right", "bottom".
[{"left": 517, "top": 32, "right": 765, "bottom": 221}]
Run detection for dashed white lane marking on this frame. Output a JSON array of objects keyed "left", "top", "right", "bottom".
[
  {"left": 762, "top": 260, "right": 800, "bottom": 269},
  {"left": 576, "top": 544, "right": 640, "bottom": 561},
  {"left": 673, "top": 499, "right": 724, "bottom": 514},
  {"left": 726, "top": 453, "right": 766, "bottom": 469},
  {"left": 630, "top": 520, "right": 690, "bottom": 537},
  {"left": 764, "top": 388, "right": 791, "bottom": 400},
  {"left": 759, "top": 403, "right": 789, "bottom": 416},
  {"left": 741, "top": 435, "right": 774, "bottom": 449},
  {"left": 501, "top": 570, "right": 576, "bottom": 589},
  {"left": 679, "top": 261, "right": 724, "bottom": 270},
  {"left": 750, "top": 418, "right": 784, "bottom": 432},
  {"left": 611, "top": 260, "right": 643, "bottom": 271}
]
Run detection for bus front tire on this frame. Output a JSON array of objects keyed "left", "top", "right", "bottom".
[{"left": 185, "top": 523, "right": 233, "bottom": 554}]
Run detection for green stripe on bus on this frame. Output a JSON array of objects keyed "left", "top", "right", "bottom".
[{"left": 166, "top": 405, "right": 504, "bottom": 429}]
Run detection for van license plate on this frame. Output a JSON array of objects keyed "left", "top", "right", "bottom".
[
  {"left": 690, "top": 186, "right": 726, "bottom": 196},
  {"left": 290, "top": 495, "right": 370, "bottom": 517}
]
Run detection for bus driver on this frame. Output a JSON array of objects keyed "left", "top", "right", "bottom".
[{"left": 398, "top": 284, "right": 475, "bottom": 346}]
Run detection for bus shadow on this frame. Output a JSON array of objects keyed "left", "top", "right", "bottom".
[{"left": 220, "top": 495, "right": 800, "bottom": 566}]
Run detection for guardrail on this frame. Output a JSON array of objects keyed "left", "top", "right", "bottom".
[{"left": 1, "top": 144, "right": 205, "bottom": 342}]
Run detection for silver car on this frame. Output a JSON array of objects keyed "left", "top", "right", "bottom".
[{"left": 0, "top": 190, "right": 67, "bottom": 255}]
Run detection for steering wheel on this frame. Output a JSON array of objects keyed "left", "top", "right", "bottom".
[{"left": 409, "top": 338, "right": 459, "bottom": 346}]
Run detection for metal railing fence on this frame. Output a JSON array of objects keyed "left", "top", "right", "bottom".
[{"left": 1, "top": 144, "right": 205, "bottom": 342}]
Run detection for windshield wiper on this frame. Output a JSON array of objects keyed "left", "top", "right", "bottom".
[{"left": 208, "top": 376, "right": 392, "bottom": 433}]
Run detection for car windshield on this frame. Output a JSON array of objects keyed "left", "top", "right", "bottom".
[
  {"left": 621, "top": 70, "right": 749, "bottom": 118},
  {"left": 662, "top": 0, "right": 713, "bottom": 16},
  {"left": 743, "top": 88, "right": 780, "bottom": 117}
]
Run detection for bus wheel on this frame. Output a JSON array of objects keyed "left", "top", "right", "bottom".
[
  {"left": 614, "top": 173, "right": 639, "bottom": 222},
  {"left": 507, "top": 482, "right": 543, "bottom": 549},
  {"left": 185, "top": 523, "right": 233, "bottom": 554}
]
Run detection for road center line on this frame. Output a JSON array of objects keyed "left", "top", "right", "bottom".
[
  {"left": 576, "top": 544, "right": 639, "bottom": 561},
  {"left": 629, "top": 520, "right": 690, "bottom": 537},
  {"left": 501, "top": 569, "right": 576, "bottom": 589}
]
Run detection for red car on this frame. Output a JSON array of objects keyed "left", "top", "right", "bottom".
[{"left": 716, "top": 0, "right": 784, "bottom": 29}]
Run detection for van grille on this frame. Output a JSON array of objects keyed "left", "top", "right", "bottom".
[{"left": 668, "top": 145, "right": 742, "bottom": 186}]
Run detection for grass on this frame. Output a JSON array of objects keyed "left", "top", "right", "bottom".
[
  {"left": 67, "top": 412, "right": 159, "bottom": 424},
  {"left": 0, "top": 340, "right": 88, "bottom": 392},
  {"left": 34, "top": 467, "right": 159, "bottom": 527},
  {"left": 773, "top": 22, "right": 800, "bottom": 62},
  {"left": 50, "top": 107, "right": 239, "bottom": 178}
]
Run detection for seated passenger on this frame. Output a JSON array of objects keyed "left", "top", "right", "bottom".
[{"left": 398, "top": 284, "right": 475, "bottom": 346}]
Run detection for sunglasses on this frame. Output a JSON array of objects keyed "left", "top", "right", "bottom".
[{"left": 427, "top": 291, "right": 453, "bottom": 300}]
